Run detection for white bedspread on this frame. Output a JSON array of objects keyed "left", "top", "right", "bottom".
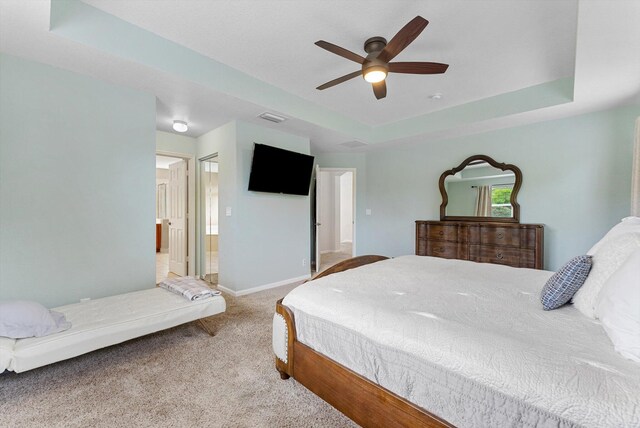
[{"left": 282, "top": 256, "right": 640, "bottom": 428}]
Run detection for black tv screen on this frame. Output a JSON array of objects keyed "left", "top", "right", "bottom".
[{"left": 248, "top": 143, "right": 315, "bottom": 196}]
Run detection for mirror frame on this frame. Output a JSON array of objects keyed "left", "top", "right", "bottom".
[{"left": 439, "top": 154, "right": 522, "bottom": 223}]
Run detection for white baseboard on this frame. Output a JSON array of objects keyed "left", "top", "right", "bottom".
[{"left": 216, "top": 274, "right": 311, "bottom": 297}]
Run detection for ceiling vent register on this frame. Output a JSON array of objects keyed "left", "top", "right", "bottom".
[
  {"left": 340, "top": 140, "right": 368, "bottom": 148},
  {"left": 258, "top": 112, "right": 287, "bottom": 123}
]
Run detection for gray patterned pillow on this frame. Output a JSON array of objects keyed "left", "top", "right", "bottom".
[{"left": 541, "top": 256, "right": 592, "bottom": 310}]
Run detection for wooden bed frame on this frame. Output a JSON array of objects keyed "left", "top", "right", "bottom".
[{"left": 275, "top": 255, "right": 454, "bottom": 428}]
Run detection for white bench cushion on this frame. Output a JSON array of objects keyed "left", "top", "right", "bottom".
[{"left": 4, "top": 288, "right": 225, "bottom": 373}]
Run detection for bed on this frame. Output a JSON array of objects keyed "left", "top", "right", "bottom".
[{"left": 272, "top": 255, "right": 640, "bottom": 428}]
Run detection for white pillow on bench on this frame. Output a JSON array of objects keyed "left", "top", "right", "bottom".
[{"left": 0, "top": 301, "right": 71, "bottom": 339}]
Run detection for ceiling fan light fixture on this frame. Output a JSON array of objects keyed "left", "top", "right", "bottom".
[
  {"left": 363, "top": 66, "right": 387, "bottom": 83},
  {"left": 364, "top": 70, "right": 387, "bottom": 83},
  {"left": 172, "top": 120, "right": 188, "bottom": 133}
]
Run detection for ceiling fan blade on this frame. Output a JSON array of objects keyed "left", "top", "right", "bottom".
[
  {"left": 372, "top": 80, "right": 387, "bottom": 100},
  {"left": 389, "top": 62, "right": 449, "bottom": 74},
  {"left": 315, "top": 40, "right": 366, "bottom": 64},
  {"left": 377, "top": 16, "right": 429, "bottom": 63},
  {"left": 316, "top": 71, "right": 362, "bottom": 90}
]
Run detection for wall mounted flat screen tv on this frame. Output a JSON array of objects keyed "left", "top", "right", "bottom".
[{"left": 248, "top": 143, "right": 315, "bottom": 196}]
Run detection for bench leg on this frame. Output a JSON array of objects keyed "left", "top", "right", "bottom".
[{"left": 196, "top": 319, "right": 216, "bottom": 336}]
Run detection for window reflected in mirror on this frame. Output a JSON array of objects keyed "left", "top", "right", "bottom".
[{"left": 490, "top": 184, "right": 513, "bottom": 217}]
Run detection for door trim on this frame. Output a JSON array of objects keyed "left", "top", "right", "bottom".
[
  {"left": 314, "top": 167, "right": 357, "bottom": 271},
  {"left": 157, "top": 150, "right": 195, "bottom": 277}
]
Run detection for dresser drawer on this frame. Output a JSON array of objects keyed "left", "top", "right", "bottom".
[
  {"left": 425, "top": 224, "right": 458, "bottom": 242},
  {"left": 469, "top": 245, "right": 535, "bottom": 268},
  {"left": 426, "top": 241, "right": 467, "bottom": 259},
  {"left": 474, "top": 226, "right": 520, "bottom": 247}
]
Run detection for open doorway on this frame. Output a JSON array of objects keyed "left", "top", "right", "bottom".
[
  {"left": 200, "top": 155, "right": 219, "bottom": 285},
  {"left": 156, "top": 155, "right": 189, "bottom": 284},
  {"left": 313, "top": 168, "right": 355, "bottom": 274}
]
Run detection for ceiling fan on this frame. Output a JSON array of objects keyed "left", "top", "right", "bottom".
[{"left": 315, "top": 16, "right": 449, "bottom": 100}]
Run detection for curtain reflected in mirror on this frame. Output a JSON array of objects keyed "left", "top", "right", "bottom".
[
  {"left": 474, "top": 185, "right": 492, "bottom": 217},
  {"left": 201, "top": 157, "right": 219, "bottom": 285}
]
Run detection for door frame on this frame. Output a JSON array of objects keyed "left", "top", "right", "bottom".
[
  {"left": 314, "top": 167, "right": 357, "bottom": 272},
  {"left": 157, "top": 150, "right": 196, "bottom": 277}
]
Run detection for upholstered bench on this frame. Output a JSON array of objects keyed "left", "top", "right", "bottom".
[{"left": 0, "top": 288, "right": 226, "bottom": 373}]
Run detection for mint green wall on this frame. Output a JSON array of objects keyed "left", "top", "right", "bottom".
[
  {"left": 234, "top": 122, "right": 311, "bottom": 289},
  {"left": 0, "top": 54, "right": 156, "bottom": 307},
  {"left": 157, "top": 130, "right": 197, "bottom": 156},
  {"left": 197, "top": 122, "right": 237, "bottom": 288},
  {"left": 197, "top": 121, "right": 310, "bottom": 293},
  {"left": 357, "top": 106, "right": 639, "bottom": 270}
]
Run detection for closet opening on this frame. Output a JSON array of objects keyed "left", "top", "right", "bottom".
[{"left": 200, "top": 155, "right": 219, "bottom": 285}]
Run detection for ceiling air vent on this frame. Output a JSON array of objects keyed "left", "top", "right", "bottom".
[
  {"left": 258, "top": 112, "right": 287, "bottom": 123},
  {"left": 339, "top": 140, "right": 368, "bottom": 149}
]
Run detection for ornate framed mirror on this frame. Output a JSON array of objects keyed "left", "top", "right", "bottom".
[{"left": 439, "top": 154, "right": 522, "bottom": 222}]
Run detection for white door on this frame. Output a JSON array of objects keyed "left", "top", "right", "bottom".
[{"left": 169, "top": 160, "right": 187, "bottom": 276}]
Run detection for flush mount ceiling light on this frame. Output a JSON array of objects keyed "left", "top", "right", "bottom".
[
  {"left": 429, "top": 93, "right": 443, "bottom": 100},
  {"left": 172, "top": 120, "right": 188, "bottom": 133}
]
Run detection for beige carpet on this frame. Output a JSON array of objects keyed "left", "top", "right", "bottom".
[{"left": 0, "top": 284, "right": 357, "bottom": 428}]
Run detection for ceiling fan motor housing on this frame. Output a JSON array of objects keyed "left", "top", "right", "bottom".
[
  {"left": 364, "top": 36, "right": 387, "bottom": 54},
  {"left": 362, "top": 36, "right": 389, "bottom": 78}
]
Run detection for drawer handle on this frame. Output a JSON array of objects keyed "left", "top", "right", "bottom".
[
  {"left": 438, "top": 247, "right": 445, "bottom": 252},
  {"left": 496, "top": 252, "right": 504, "bottom": 260},
  {"left": 497, "top": 232, "right": 504, "bottom": 239},
  {"left": 439, "top": 231, "right": 444, "bottom": 236}
]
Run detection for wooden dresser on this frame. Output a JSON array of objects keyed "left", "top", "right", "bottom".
[{"left": 416, "top": 221, "right": 544, "bottom": 269}]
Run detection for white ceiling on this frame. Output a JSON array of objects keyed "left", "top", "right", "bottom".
[
  {"left": 0, "top": 1, "right": 638, "bottom": 153},
  {"left": 82, "top": 0, "right": 577, "bottom": 126}
]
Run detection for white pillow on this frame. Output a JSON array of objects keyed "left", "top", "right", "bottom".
[
  {"left": 597, "top": 249, "right": 640, "bottom": 362},
  {"left": 588, "top": 216, "right": 640, "bottom": 255},
  {"left": 0, "top": 301, "right": 71, "bottom": 339},
  {"left": 572, "top": 232, "right": 640, "bottom": 318}
]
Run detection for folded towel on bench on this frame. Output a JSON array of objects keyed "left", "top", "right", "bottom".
[{"left": 159, "top": 276, "right": 221, "bottom": 301}]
